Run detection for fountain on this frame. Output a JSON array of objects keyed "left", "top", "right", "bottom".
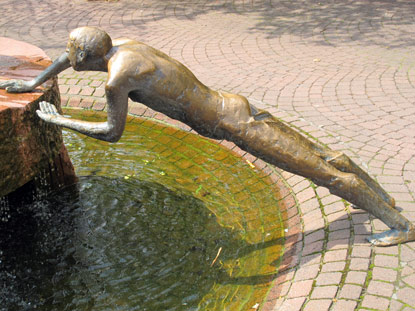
[{"left": 0, "top": 39, "right": 290, "bottom": 310}]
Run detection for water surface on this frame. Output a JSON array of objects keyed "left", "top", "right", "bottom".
[{"left": 0, "top": 110, "right": 286, "bottom": 310}]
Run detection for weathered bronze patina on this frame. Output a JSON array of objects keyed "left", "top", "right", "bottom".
[{"left": 1, "top": 27, "right": 413, "bottom": 246}]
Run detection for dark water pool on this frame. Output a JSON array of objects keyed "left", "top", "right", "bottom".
[{"left": 0, "top": 110, "right": 285, "bottom": 311}]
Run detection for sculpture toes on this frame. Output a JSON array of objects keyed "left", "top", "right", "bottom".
[{"left": 367, "top": 229, "right": 409, "bottom": 247}]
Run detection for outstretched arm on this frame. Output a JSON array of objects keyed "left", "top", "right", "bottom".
[
  {"left": 37, "top": 84, "right": 129, "bottom": 142},
  {"left": 0, "top": 52, "right": 70, "bottom": 93}
]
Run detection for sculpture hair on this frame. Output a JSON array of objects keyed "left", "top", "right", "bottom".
[{"left": 69, "top": 26, "right": 112, "bottom": 59}]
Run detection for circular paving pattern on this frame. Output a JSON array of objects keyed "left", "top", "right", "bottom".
[{"left": 1, "top": 0, "right": 415, "bottom": 310}]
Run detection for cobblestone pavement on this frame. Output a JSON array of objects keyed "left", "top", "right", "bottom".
[{"left": 1, "top": 0, "right": 415, "bottom": 310}]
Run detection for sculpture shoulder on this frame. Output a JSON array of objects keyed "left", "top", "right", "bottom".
[
  {"left": 112, "top": 37, "right": 143, "bottom": 47},
  {"left": 106, "top": 47, "right": 157, "bottom": 90}
]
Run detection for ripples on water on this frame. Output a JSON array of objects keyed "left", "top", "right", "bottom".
[
  {"left": 0, "top": 111, "right": 285, "bottom": 311},
  {"left": 1, "top": 176, "right": 242, "bottom": 311}
]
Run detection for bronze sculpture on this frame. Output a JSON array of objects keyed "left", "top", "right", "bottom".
[{"left": 1, "top": 27, "right": 413, "bottom": 246}]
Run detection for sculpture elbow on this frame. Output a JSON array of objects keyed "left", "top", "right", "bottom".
[
  {"left": 103, "top": 133, "right": 122, "bottom": 143},
  {"left": 96, "top": 128, "right": 123, "bottom": 142}
]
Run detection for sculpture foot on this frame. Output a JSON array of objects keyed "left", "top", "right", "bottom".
[
  {"left": 352, "top": 199, "right": 399, "bottom": 211},
  {"left": 367, "top": 228, "right": 415, "bottom": 246}
]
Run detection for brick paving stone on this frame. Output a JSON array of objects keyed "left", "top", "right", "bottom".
[
  {"left": 323, "top": 249, "right": 348, "bottom": 262},
  {"left": 294, "top": 264, "right": 320, "bottom": 281},
  {"left": 278, "top": 297, "right": 306, "bottom": 311},
  {"left": 349, "top": 257, "right": 370, "bottom": 271},
  {"left": 303, "top": 299, "right": 332, "bottom": 311},
  {"left": 328, "top": 229, "right": 351, "bottom": 241},
  {"left": 402, "top": 273, "right": 415, "bottom": 287},
  {"left": 328, "top": 219, "right": 350, "bottom": 231},
  {"left": 321, "top": 261, "right": 346, "bottom": 273},
  {"left": 374, "top": 245, "right": 399, "bottom": 255},
  {"left": 299, "top": 198, "right": 320, "bottom": 214},
  {"left": 286, "top": 280, "right": 314, "bottom": 299},
  {"left": 302, "top": 240, "right": 325, "bottom": 257},
  {"left": 296, "top": 187, "right": 316, "bottom": 203},
  {"left": 372, "top": 267, "right": 398, "bottom": 283},
  {"left": 310, "top": 286, "right": 338, "bottom": 299},
  {"left": 326, "top": 239, "right": 349, "bottom": 250},
  {"left": 304, "top": 229, "right": 325, "bottom": 244},
  {"left": 361, "top": 294, "right": 391, "bottom": 310},
  {"left": 300, "top": 253, "right": 322, "bottom": 266},
  {"left": 351, "top": 245, "right": 371, "bottom": 258},
  {"left": 351, "top": 213, "right": 370, "bottom": 224},
  {"left": 367, "top": 280, "right": 395, "bottom": 297},
  {"left": 389, "top": 300, "right": 404, "bottom": 311},
  {"left": 315, "top": 272, "right": 342, "bottom": 286},
  {"left": 339, "top": 284, "right": 363, "bottom": 300},
  {"left": 2, "top": 0, "right": 415, "bottom": 309},
  {"left": 331, "top": 299, "right": 357, "bottom": 311},
  {"left": 374, "top": 254, "right": 399, "bottom": 268},
  {"left": 397, "top": 288, "right": 415, "bottom": 307}
]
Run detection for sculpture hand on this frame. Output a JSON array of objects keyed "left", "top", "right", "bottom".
[
  {"left": 36, "top": 101, "right": 62, "bottom": 123},
  {"left": 0, "top": 79, "right": 34, "bottom": 93}
]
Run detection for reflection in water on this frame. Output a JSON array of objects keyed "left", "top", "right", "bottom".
[
  {"left": 0, "top": 111, "right": 285, "bottom": 310},
  {"left": 1, "top": 176, "right": 245, "bottom": 310}
]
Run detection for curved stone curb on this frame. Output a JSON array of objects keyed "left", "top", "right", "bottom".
[{"left": 2, "top": 0, "right": 415, "bottom": 309}]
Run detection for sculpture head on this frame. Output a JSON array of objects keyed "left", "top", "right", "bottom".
[{"left": 67, "top": 27, "right": 112, "bottom": 71}]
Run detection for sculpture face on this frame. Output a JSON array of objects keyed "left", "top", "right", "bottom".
[{"left": 66, "top": 40, "right": 86, "bottom": 71}]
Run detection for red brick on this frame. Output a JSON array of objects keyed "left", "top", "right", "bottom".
[
  {"left": 286, "top": 280, "right": 314, "bottom": 298},
  {"left": 372, "top": 267, "right": 397, "bottom": 282},
  {"left": 339, "top": 284, "right": 362, "bottom": 300},
  {"left": 303, "top": 299, "right": 332, "bottom": 311},
  {"left": 316, "top": 272, "right": 342, "bottom": 286},
  {"left": 361, "top": 294, "right": 390, "bottom": 310},
  {"left": 366, "top": 280, "right": 394, "bottom": 297},
  {"left": 310, "top": 286, "right": 338, "bottom": 299},
  {"left": 321, "top": 261, "right": 346, "bottom": 273},
  {"left": 323, "top": 249, "right": 348, "bottom": 262},
  {"left": 331, "top": 300, "right": 357, "bottom": 311},
  {"left": 294, "top": 264, "right": 320, "bottom": 281},
  {"left": 374, "top": 254, "right": 399, "bottom": 268},
  {"left": 349, "top": 258, "right": 370, "bottom": 271}
]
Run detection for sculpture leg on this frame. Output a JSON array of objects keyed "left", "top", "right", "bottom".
[
  {"left": 321, "top": 149, "right": 396, "bottom": 208},
  {"left": 216, "top": 104, "right": 414, "bottom": 246},
  {"left": 316, "top": 169, "right": 414, "bottom": 246}
]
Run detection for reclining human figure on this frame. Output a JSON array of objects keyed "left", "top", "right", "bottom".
[{"left": 1, "top": 26, "right": 414, "bottom": 246}]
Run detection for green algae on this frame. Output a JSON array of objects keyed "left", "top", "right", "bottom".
[{"left": 0, "top": 109, "right": 286, "bottom": 311}]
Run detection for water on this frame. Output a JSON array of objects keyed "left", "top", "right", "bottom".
[{"left": 0, "top": 110, "right": 285, "bottom": 310}]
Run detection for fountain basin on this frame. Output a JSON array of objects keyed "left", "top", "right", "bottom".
[{"left": 1, "top": 108, "right": 290, "bottom": 310}]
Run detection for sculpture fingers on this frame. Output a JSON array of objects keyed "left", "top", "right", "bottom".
[
  {"left": 36, "top": 109, "right": 51, "bottom": 122},
  {"left": 44, "top": 102, "right": 55, "bottom": 114},
  {"left": 6, "top": 86, "right": 26, "bottom": 93},
  {"left": 39, "top": 101, "right": 48, "bottom": 113},
  {"left": 0, "top": 80, "right": 14, "bottom": 89},
  {"left": 51, "top": 103, "right": 59, "bottom": 114},
  {"left": 37, "top": 101, "right": 61, "bottom": 123},
  {"left": 2, "top": 80, "right": 30, "bottom": 93},
  {"left": 39, "top": 101, "right": 55, "bottom": 114}
]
